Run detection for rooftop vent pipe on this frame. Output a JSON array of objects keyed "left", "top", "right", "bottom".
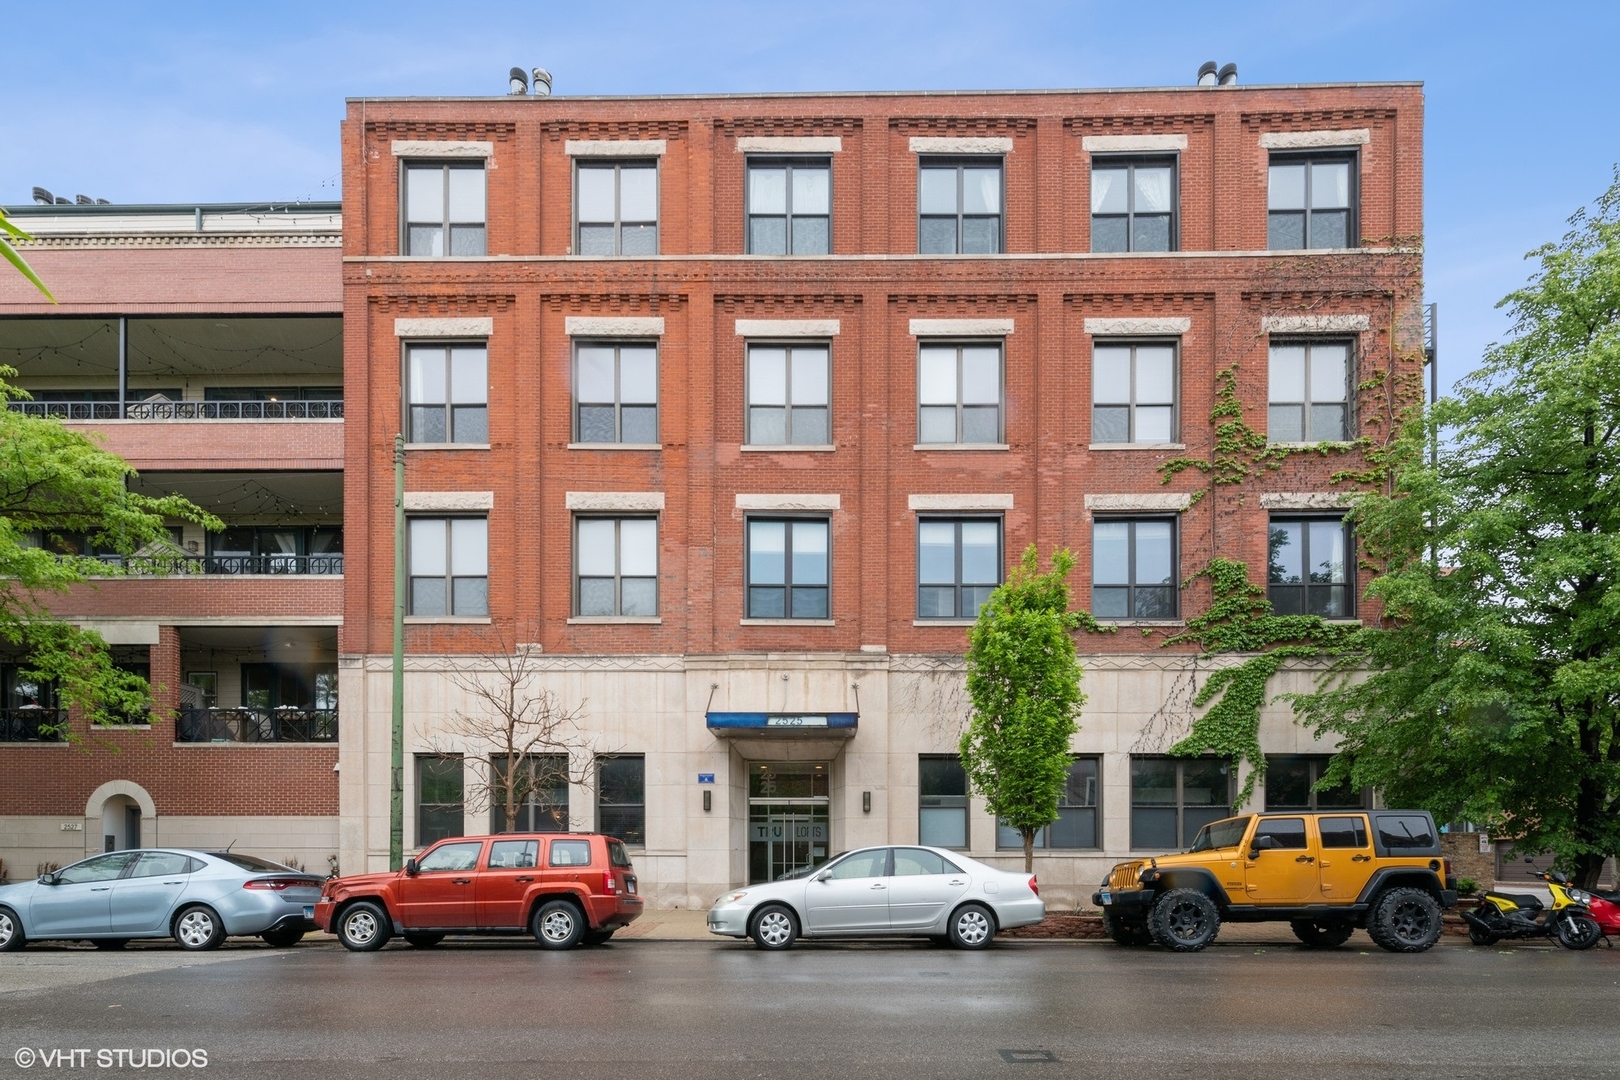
[
  {"left": 508, "top": 67, "right": 528, "bottom": 95},
  {"left": 32, "top": 186, "right": 54, "bottom": 205},
  {"left": 1197, "top": 61, "right": 1218, "bottom": 87},
  {"left": 1217, "top": 63, "right": 1238, "bottom": 86},
  {"left": 532, "top": 68, "right": 552, "bottom": 96}
]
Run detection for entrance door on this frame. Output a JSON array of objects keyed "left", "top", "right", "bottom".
[{"left": 747, "top": 762, "right": 832, "bottom": 885}]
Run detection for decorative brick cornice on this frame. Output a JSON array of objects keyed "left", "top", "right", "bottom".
[
  {"left": 715, "top": 294, "right": 862, "bottom": 310},
  {"left": 887, "top": 293, "right": 1036, "bottom": 308},
  {"left": 539, "top": 119, "right": 688, "bottom": 140},
  {"left": 1065, "top": 292, "right": 1214, "bottom": 306},
  {"left": 366, "top": 120, "right": 515, "bottom": 141},
  {"left": 12, "top": 234, "right": 339, "bottom": 249},
  {"left": 536, "top": 293, "right": 689, "bottom": 311},
  {"left": 1241, "top": 108, "right": 1396, "bottom": 131},
  {"left": 713, "top": 116, "right": 863, "bottom": 137},
  {"left": 368, "top": 294, "right": 514, "bottom": 314},
  {"left": 1065, "top": 114, "right": 1214, "bottom": 132},
  {"left": 888, "top": 116, "right": 1037, "bottom": 135}
]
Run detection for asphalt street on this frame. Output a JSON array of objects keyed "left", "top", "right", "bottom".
[{"left": 4, "top": 937, "right": 1620, "bottom": 1080}]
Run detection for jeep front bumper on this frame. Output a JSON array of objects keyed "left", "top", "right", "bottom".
[{"left": 1092, "top": 888, "right": 1152, "bottom": 914}]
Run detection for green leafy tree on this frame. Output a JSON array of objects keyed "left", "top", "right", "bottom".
[
  {"left": 960, "top": 546, "right": 1090, "bottom": 872},
  {"left": 0, "top": 371, "right": 217, "bottom": 737},
  {"left": 1, "top": 207, "right": 55, "bottom": 301},
  {"left": 1297, "top": 175, "right": 1620, "bottom": 887}
]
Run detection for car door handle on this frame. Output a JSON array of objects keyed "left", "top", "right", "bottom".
[
  {"left": 514, "top": 877, "right": 534, "bottom": 883},
  {"left": 1351, "top": 854, "right": 1372, "bottom": 862},
  {"left": 1295, "top": 855, "right": 1315, "bottom": 863},
  {"left": 948, "top": 879, "right": 967, "bottom": 886},
  {"left": 451, "top": 878, "right": 472, "bottom": 885},
  {"left": 91, "top": 887, "right": 111, "bottom": 892},
  {"left": 163, "top": 881, "right": 184, "bottom": 885},
  {"left": 870, "top": 883, "right": 886, "bottom": 890}
]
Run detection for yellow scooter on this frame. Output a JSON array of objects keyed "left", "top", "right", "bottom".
[{"left": 1462, "top": 862, "right": 1603, "bottom": 949}]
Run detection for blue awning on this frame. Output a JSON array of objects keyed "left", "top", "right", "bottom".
[{"left": 706, "top": 712, "right": 857, "bottom": 735}]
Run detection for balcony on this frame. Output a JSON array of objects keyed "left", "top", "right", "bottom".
[
  {"left": 176, "top": 707, "right": 337, "bottom": 744},
  {"left": 8, "top": 398, "right": 343, "bottom": 421},
  {"left": 93, "top": 553, "right": 344, "bottom": 576},
  {"left": 0, "top": 708, "right": 66, "bottom": 742}
]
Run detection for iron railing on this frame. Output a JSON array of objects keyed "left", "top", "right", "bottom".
[
  {"left": 7, "top": 399, "right": 343, "bottom": 420},
  {"left": 176, "top": 707, "right": 338, "bottom": 744},
  {"left": 93, "top": 554, "right": 343, "bottom": 576},
  {"left": 0, "top": 709, "right": 67, "bottom": 742}
]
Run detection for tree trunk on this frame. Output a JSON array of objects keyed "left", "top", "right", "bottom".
[{"left": 1022, "top": 828, "right": 1035, "bottom": 874}]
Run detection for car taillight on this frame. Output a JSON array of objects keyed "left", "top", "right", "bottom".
[
  {"left": 243, "top": 877, "right": 308, "bottom": 891},
  {"left": 1028, "top": 875, "right": 1039, "bottom": 897},
  {"left": 603, "top": 871, "right": 618, "bottom": 895}
]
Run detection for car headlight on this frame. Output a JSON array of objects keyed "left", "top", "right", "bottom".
[{"left": 717, "top": 890, "right": 749, "bottom": 905}]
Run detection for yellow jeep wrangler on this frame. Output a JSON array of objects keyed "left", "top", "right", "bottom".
[{"left": 1092, "top": 810, "right": 1457, "bottom": 952}]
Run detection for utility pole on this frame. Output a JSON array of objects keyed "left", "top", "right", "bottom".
[{"left": 390, "top": 433, "right": 406, "bottom": 871}]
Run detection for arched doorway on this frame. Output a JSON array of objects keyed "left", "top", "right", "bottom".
[{"left": 82, "top": 781, "right": 158, "bottom": 856}]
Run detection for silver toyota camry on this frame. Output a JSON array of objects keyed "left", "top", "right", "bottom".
[
  {"left": 0, "top": 849, "right": 323, "bottom": 952},
  {"left": 707, "top": 845, "right": 1044, "bottom": 950}
]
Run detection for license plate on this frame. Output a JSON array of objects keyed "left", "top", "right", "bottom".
[
  {"left": 1098, "top": 891, "right": 1111, "bottom": 905},
  {"left": 303, "top": 905, "right": 315, "bottom": 918},
  {"left": 627, "top": 880, "right": 637, "bottom": 895}
]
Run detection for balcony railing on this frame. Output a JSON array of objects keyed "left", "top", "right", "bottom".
[
  {"left": 0, "top": 709, "right": 67, "bottom": 742},
  {"left": 94, "top": 554, "right": 344, "bottom": 576},
  {"left": 176, "top": 707, "right": 338, "bottom": 744},
  {"left": 7, "top": 399, "right": 343, "bottom": 420}
]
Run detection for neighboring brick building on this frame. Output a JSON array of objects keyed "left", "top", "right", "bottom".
[{"left": 337, "top": 72, "right": 1425, "bottom": 907}]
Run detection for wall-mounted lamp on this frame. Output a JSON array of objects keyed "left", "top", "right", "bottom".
[
  {"left": 862, "top": 791, "right": 871, "bottom": 814},
  {"left": 703, "top": 790, "right": 712, "bottom": 813}
]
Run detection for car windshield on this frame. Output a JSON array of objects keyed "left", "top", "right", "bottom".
[
  {"left": 208, "top": 852, "right": 299, "bottom": 873},
  {"left": 1189, "top": 816, "right": 1253, "bottom": 853}
]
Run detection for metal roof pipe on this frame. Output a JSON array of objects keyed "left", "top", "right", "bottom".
[
  {"left": 1197, "top": 61, "right": 1218, "bottom": 86},
  {"left": 1218, "top": 63, "right": 1238, "bottom": 86},
  {"left": 532, "top": 68, "right": 552, "bottom": 97},
  {"left": 508, "top": 67, "right": 528, "bottom": 95}
]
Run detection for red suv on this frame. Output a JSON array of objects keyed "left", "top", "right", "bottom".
[{"left": 314, "top": 833, "right": 642, "bottom": 951}]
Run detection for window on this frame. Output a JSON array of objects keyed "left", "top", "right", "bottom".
[
  {"left": 403, "top": 163, "right": 486, "bottom": 256},
  {"left": 917, "top": 518, "right": 1002, "bottom": 620},
  {"left": 918, "top": 160, "right": 1002, "bottom": 254},
  {"left": 747, "top": 159, "right": 830, "bottom": 254},
  {"left": 1091, "top": 158, "right": 1176, "bottom": 252},
  {"left": 416, "top": 755, "right": 464, "bottom": 845},
  {"left": 1092, "top": 342, "right": 1176, "bottom": 443},
  {"left": 893, "top": 847, "right": 963, "bottom": 875},
  {"left": 208, "top": 526, "right": 343, "bottom": 572},
  {"left": 2, "top": 663, "right": 56, "bottom": 711},
  {"left": 549, "top": 838, "right": 593, "bottom": 866},
  {"left": 56, "top": 852, "right": 139, "bottom": 885},
  {"left": 746, "top": 518, "right": 829, "bottom": 619},
  {"left": 130, "top": 852, "right": 195, "bottom": 878},
  {"left": 1252, "top": 817, "right": 1308, "bottom": 849},
  {"left": 576, "top": 161, "right": 658, "bottom": 255},
  {"left": 574, "top": 517, "right": 657, "bottom": 617},
  {"left": 488, "top": 839, "right": 538, "bottom": 869},
  {"left": 1374, "top": 813, "right": 1437, "bottom": 852},
  {"left": 408, "top": 518, "right": 488, "bottom": 617},
  {"left": 746, "top": 343, "right": 829, "bottom": 445},
  {"left": 241, "top": 663, "right": 338, "bottom": 710},
  {"left": 489, "top": 754, "right": 570, "bottom": 833},
  {"left": 918, "top": 755, "right": 969, "bottom": 849},
  {"left": 827, "top": 848, "right": 890, "bottom": 879},
  {"left": 597, "top": 755, "right": 645, "bottom": 845},
  {"left": 1264, "top": 755, "right": 1367, "bottom": 811},
  {"left": 1130, "top": 756, "right": 1232, "bottom": 850},
  {"left": 574, "top": 342, "right": 658, "bottom": 444},
  {"left": 997, "top": 757, "right": 1100, "bottom": 850},
  {"left": 1092, "top": 518, "right": 1177, "bottom": 619},
  {"left": 418, "top": 840, "right": 481, "bottom": 872},
  {"left": 1268, "top": 153, "right": 1355, "bottom": 250},
  {"left": 1267, "top": 517, "right": 1352, "bottom": 617},
  {"left": 407, "top": 344, "right": 487, "bottom": 444},
  {"left": 1318, "top": 816, "right": 1370, "bottom": 849},
  {"left": 1269, "top": 340, "right": 1350, "bottom": 443},
  {"left": 918, "top": 343, "right": 1002, "bottom": 444}
]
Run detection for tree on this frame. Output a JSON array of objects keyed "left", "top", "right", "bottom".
[
  {"left": 959, "top": 546, "right": 1089, "bottom": 872},
  {"left": 0, "top": 207, "right": 55, "bottom": 302},
  {"left": 433, "top": 625, "right": 598, "bottom": 833},
  {"left": 1297, "top": 174, "right": 1620, "bottom": 887},
  {"left": 0, "top": 371, "right": 217, "bottom": 736}
]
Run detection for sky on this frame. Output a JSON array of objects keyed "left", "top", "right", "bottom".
[{"left": 4, "top": 0, "right": 1617, "bottom": 390}]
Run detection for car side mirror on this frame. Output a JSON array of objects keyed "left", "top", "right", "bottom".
[
  {"left": 39, "top": 873, "right": 58, "bottom": 886},
  {"left": 1249, "top": 836, "right": 1282, "bottom": 858},
  {"left": 404, "top": 858, "right": 418, "bottom": 877},
  {"left": 814, "top": 870, "right": 832, "bottom": 883}
]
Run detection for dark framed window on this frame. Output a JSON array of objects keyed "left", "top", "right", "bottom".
[
  {"left": 597, "top": 755, "right": 645, "bottom": 845},
  {"left": 574, "top": 517, "right": 658, "bottom": 617},
  {"left": 1267, "top": 517, "right": 1352, "bottom": 617},
  {"left": 918, "top": 342, "right": 1003, "bottom": 444},
  {"left": 747, "top": 158, "right": 831, "bottom": 254},
  {"left": 917, "top": 518, "right": 1002, "bottom": 620},
  {"left": 489, "top": 754, "right": 570, "bottom": 833},
  {"left": 408, "top": 517, "right": 489, "bottom": 617},
  {"left": 241, "top": 663, "right": 338, "bottom": 710},
  {"left": 1090, "top": 157, "right": 1176, "bottom": 252},
  {"left": 574, "top": 341, "right": 658, "bottom": 444},
  {"left": 746, "top": 518, "right": 829, "bottom": 619},
  {"left": 1269, "top": 340, "right": 1351, "bottom": 443},
  {"left": 406, "top": 344, "right": 488, "bottom": 444},
  {"left": 1264, "top": 754, "right": 1367, "bottom": 811},
  {"left": 1130, "top": 756, "right": 1232, "bottom": 850},
  {"left": 997, "top": 757, "right": 1100, "bottom": 849},
  {"left": 918, "top": 159, "right": 1002, "bottom": 254},
  {"left": 208, "top": 526, "right": 342, "bottom": 571},
  {"left": 1092, "top": 341, "right": 1177, "bottom": 443},
  {"left": 1268, "top": 153, "right": 1356, "bottom": 250},
  {"left": 919, "top": 755, "right": 969, "bottom": 849},
  {"left": 1092, "top": 518, "right": 1177, "bottom": 619},
  {"left": 403, "top": 162, "right": 486, "bottom": 256},
  {"left": 746, "top": 343, "right": 829, "bottom": 445},
  {"left": 416, "top": 754, "right": 465, "bottom": 845},
  {"left": 576, "top": 161, "right": 658, "bottom": 255}
]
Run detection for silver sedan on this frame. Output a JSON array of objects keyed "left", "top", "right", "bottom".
[
  {"left": 707, "top": 845, "right": 1044, "bottom": 950},
  {"left": 0, "top": 849, "right": 323, "bottom": 952}
]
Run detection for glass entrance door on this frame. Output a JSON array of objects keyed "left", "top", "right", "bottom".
[{"left": 747, "top": 762, "right": 831, "bottom": 884}]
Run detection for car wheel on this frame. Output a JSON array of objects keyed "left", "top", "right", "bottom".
[
  {"left": 1101, "top": 908, "right": 1153, "bottom": 946},
  {"left": 1467, "top": 925, "right": 1499, "bottom": 947},
  {"left": 582, "top": 929, "right": 615, "bottom": 946},
  {"left": 1148, "top": 888, "right": 1220, "bottom": 952},
  {"left": 259, "top": 928, "right": 305, "bottom": 948},
  {"left": 749, "top": 904, "right": 798, "bottom": 951},
  {"left": 335, "top": 901, "right": 391, "bottom": 952},
  {"left": 403, "top": 932, "right": 445, "bottom": 948},
  {"left": 172, "top": 905, "right": 225, "bottom": 951},
  {"left": 948, "top": 903, "right": 996, "bottom": 950},
  {"left": 92, "top": 938, "right": 130, "bottom": 951},
  {"left": 1290, "top": 920, "right": 1354, "bottom": 948},
  {"left": 1367, "top": 888, "right": 1443, "bottom": 953},
  {"left": 532, "top": 900, "right": 585, "bottom": 950},
  {"left": 1556, "top": 912, "right": 1603, "bottom": 951},
  {"left": 0, "top": 907, "right": 26, "bottom": 952}
]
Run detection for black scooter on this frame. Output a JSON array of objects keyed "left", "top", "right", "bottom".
[{"left": 1460, "top": 859, "right": 1602, "bottom": 949}]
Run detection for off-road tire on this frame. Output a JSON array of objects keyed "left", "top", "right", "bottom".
[
  {"left": 0, "top": 907, "right": 26, "bottom": 952},
  {"left": 403, "top": 932, "right": 445, "bottom": 948},
  {"left": 532, "top": 900, "right": 585, "bottom": 950},
  {"left": 948, "top": 903, "right": 997, "bottom": 950},
  {"left": 582, "top": 929, "right": 615, "bottom": 946},
  {"left": 1101, "top": 907, "right": 1154, "bottom": 946},
  {"left": 92, "top": 938, "right": 130, "bottom": 950},
  {"left": 172, "top": 905, "right": 226, "bottom": 951},
  {"left": 1366, "top": 888, "right": 1443, "bottom": 953},
  {"left": 335, "top": 901, "right": 391, "bottom": 952},
  {"left": 1290, "top": 920, "right": 1354, "bottom": 948},
  {"left": 749, "top": 904, "right": 799, "bottom": 951},
  {"left": 1556, "top": 912, "right": 1603, "bottom": 951},
  {"left": 1148, "top": 888, "right": 1220, "bottom": 952},
  {"left": 1467, "top": 925, "right": 1499, "bottom": 947}
]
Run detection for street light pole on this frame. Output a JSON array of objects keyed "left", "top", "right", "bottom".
[{"left": 390, "top": 432, "right": 406, "bottom": 871}]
